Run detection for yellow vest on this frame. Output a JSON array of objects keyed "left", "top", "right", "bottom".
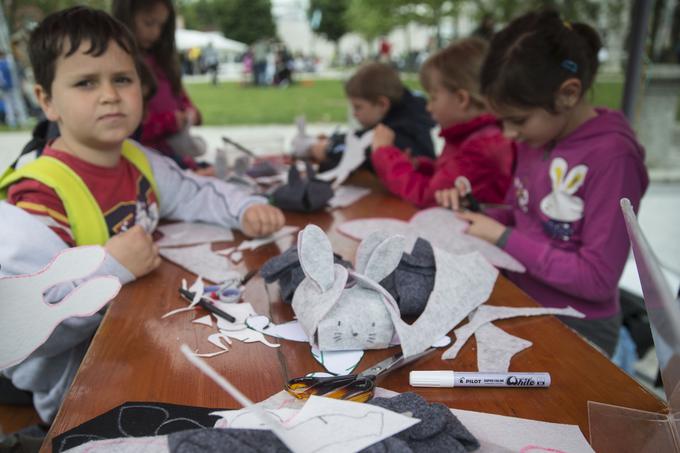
[{"left": 0, "top": 140, "right": 159, "bottom": 246}]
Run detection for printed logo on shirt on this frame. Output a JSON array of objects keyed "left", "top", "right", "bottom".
[
  {"left": 539, "top": 157, "right": 588, "bottom": 242},
  {"left": 106, "top": 175, "right": 159, "bottom": 234}
]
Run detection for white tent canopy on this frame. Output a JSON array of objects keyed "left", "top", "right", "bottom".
[{"left": 175, "top": 29, "right": 247, "bottom": 54}]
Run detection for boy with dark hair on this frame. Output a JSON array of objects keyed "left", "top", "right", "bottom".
[
  {"left": 0, "top": 6, "right": 284, "bottom": 423},
  {"left": 308, "top": 62, "right": 435, "bottom": 172}
]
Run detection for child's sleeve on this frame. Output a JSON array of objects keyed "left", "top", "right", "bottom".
[
  {"left": 144, "top": 147, "right": 268, "bottom": 230},
  {"left": 7, "top": 180, "right": 77, "bottom": 246},
  {"left": 371, "top": 135, "right": 505, "bottom": 208},
  {"left": 502, "top": 155, "right": 646, "bottom": 302}
]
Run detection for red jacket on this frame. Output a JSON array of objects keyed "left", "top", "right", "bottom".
[{"left": 371, "top": 114, "right": 514, "bottom": 208}]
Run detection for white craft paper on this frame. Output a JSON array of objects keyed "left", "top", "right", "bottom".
[
  {"left": 246, "top": 315, "right": 309, "bottom": 342},
  {"left": 159, "top": 244, "right": 233, "bottom": 283},
  {"left": 237, "top": 225, "right": 299, "bottom": 251},
  {"left": 338, "top": 207, "right": 526, "bottom": 272},
  {"left": 0, "top": 246, "right": 121, "bottom": 369},
  {"left": 450, "top": 408, "right": 595, "bottom": 453},
  {"left": 156, "top": 222, "right": 233, "bottom": 247},
  {"left": 192, "top": 315, "right": 213, "bottom": 327},
  {"left": 327, "top": 185, "right": 371, "bottom": 209},
  {"left": 442, "top": 305, "right": 585, "bottom": 360},
  {"left": 310, "top": 347, "right": 364, "bottom": 376},
  {"left": 474, "top": 323, "right": 532, "bottom": 372},
  {"left": 316, "top": 130, "right": 375, "bottom": 187}
]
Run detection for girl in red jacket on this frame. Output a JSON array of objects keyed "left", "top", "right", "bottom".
[{"left": 371, "top": 38, "right": 514, "bottom": 208}]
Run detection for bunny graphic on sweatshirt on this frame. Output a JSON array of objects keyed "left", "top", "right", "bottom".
[{"left": 539, "top": 157, "right": 588, "bottom": 241}]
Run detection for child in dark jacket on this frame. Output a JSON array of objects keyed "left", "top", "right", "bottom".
[
  {"left": 309, "top": 62, "right": 435, "bottom": 173},
  {"left": 371, "top": 38, "right": 514, "bottom": 208}
]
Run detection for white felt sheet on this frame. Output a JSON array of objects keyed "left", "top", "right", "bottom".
[
  {"left": 0, "top": 246, "right": 121, "bottom": 369},
  {"left": 327, "top": 185, "right": 371, "bottom": 209},
  {"left": 156, "top": 222, "right": 233, "bottom": 247},
  {"left": 338, "top": 208, "right": 525, "bottom": 272},
  {"left": 159, "top": 244, "right": 234, "bottom": 284}
]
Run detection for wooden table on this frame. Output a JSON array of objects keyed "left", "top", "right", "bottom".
[{"left": 41, "top": 175, "right": 665, "bottom": 451}]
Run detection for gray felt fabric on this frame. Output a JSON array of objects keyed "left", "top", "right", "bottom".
[
  {"left": 380, "top": 238, "right": 436, "bottom": 316},
  {"left": 166, "top": 393, "right": 478, "bottom": 453},
  {"left": 261, "top": 238, "right": 435, "bottom": 314},
  {"left": 271, "top": 162, "right": 334, "bottom": 212},
  {"left": 259, "top": 246, "right": 352, "bottom": 304}
]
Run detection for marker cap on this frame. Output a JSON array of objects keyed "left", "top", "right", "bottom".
[{"left": 410, "top": 370, "right": 455, "bottom": 387}]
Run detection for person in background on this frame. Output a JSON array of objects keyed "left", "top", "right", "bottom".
[
  {"left": 371, "top": 38, "right": 514, "bottom": 208},
  {"left": 309, "top": 62, "right": 435, "bottom": 173},
  {"left": 437, "top": 10, "right": 649, "bottom": 356},
  {"left": 112, "top": 0, "right": 207, "bottom": 172}
]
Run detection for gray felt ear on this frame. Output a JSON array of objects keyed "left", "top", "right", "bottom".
[
  {"left": 297, "top": 224, "right": 335, "bottom": 292},
  {"left": 357, "top": 233, "right": 405, "bottom": 283},
  {"left": 355, "top": 231, "right": 390, "bottom": 274}
]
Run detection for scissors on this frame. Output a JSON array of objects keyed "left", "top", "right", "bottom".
[
  {"left": 204, "top": 269, "right": 259, "bottom": 303},
  {"left": 285, "top": 347, "right": 437, "bottom": 403}
]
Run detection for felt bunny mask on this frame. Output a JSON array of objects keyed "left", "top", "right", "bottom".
[
  {"left": 293, "top": 225, "right": 404, "bottom": 351},
  {"left": 292, "top": 224, "right": 499, "bottom": 358}
]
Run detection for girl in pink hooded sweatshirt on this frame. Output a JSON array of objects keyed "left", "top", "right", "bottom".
[{"left": 437, "top": 10, "right": 649, "bottom": 356}]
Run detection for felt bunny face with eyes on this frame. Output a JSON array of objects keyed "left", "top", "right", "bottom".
[
  {"left": 292, "top": 224, "right": 404, "bottom": 351},
  {"left": 540, "top": 157, "right": 588, "bottom": 222}
]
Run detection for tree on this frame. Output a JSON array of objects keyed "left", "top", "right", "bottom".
[
  {"left": 345, "top": 0, "right": 396, "bottom": 44},
  {"left": 308, "top": 0, "right": 348, "bottom": 44},
  {"left": 178, "top": 0, "right": 275, "bottom": 45}
]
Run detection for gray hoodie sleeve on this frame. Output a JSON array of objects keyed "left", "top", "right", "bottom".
[
  {"left": 139, "top": 143, "right": 268, "bottom": 230},
  {"left": 0, "top": 202, "right": 133, "bottom": 423}
]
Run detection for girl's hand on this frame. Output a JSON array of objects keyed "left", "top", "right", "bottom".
[
  {"left": 372, "top": 124, "right": 395, "bottom": 150},
  {"left": 175, "top": 110, "right": 188, "bottom": 130},
  {"left": 435, "top": 187, "right": 462, "bottom": 210},
  {"left": 185, "top": 107, "right": 199, "bottom": 126},
  {"left": 456, "top": 211, "right": 506, "bottom": 244}
]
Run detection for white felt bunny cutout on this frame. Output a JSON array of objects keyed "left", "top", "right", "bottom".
[
  {"left": 0, "top": 246, "right": 121, "bottom": 369},
  {"left": 292, "top": 224, "right": 499, "bottom": 358},
  {"left": 540, "top": 157, "right": 588, "bottom": 222},
  {"left": 293, "top": 224, "right": 404, "bottom": 351}
]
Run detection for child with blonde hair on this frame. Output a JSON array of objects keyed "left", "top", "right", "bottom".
[
  {"left": 439, "top": 10, "right": 649, "bottom": 355},
  {"left": 371, "top": 37, "right": 514, "bottom": 208}
]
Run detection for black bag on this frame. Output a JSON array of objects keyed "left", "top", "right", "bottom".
[{"left": 271, "top": 162, "right": 333, "bottom": 212}]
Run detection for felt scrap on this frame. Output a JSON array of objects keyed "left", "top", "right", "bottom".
[
  {"left": 339, "top": 207, "right": 526, "bottom": 272},
  {"left": 159, "top": 244, "right": 234, "bottom": 284},
  {"left": 474, "top": 323, "right": 532, "bottom": 372},
  {"left": 442, "top": 305, "right": 585, "bottom": 360},
  {"left": 156, "top": 223, "right": 233, "bottom": 248},
  {"left": 271, "top": 162, "right": 334, "bottom": 212}
]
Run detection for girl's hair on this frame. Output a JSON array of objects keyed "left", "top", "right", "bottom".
[
  {"left": 111, "top": 0, "right": 182, "bottom": 95},
  {"left": 481, "top": 9, "right": 602, "bottom": 112},
  {"left": 419, "top": 37, "right": 488, "bottom": 110}
]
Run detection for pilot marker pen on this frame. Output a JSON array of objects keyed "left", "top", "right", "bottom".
[{"left": 410, "top": 371, "right": 551, "bottom": 388}]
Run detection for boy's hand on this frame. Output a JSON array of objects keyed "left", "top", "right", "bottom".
[
  {"left": 372, "top": 124, "right": 395, "bottom": 150},
  {"left": 435, "top": 187, "right": 462, "bottom": 210},
  {"left": 175, "top": 110, "right": 188, "bottom": 130},
  {"left": 310, "top": 137, "right": 329, "bottom": 162},
  {"left": 105, "top": 225, "right": 161, "bottom": 278},
  {"left": 455, "top": 211, "right": 506, "bottom": 244},
  {"left": 241, "top": 204, "right": 285, "bottom": 238}
]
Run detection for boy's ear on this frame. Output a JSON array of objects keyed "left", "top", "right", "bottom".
[
  {"left": 555, "top": 78, "right": 582, "bottom": 111},
  {"left": 34, "top": 84, "right": 59, "bottom": 122},
  {"left": 376, "top": 95, "right": 391, "bottom": 114}
]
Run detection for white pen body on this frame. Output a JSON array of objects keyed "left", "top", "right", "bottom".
[{"left": 410, "top": 371, "right": 551, "bottom": 388}]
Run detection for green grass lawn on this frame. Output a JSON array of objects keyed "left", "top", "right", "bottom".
[
  {"left": 0, "top": 77, "right": 630, "bottom": 131},
  {"left": 186, "top": 77, "right": 626, "bottom": 126}
]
